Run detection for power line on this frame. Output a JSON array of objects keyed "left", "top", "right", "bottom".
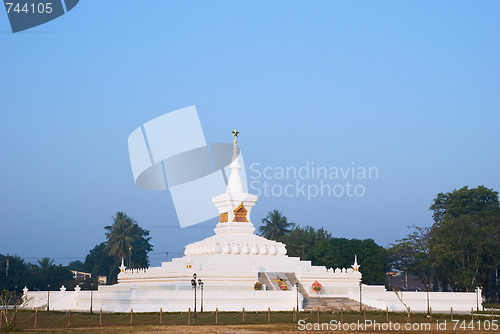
[{"left": 20, "top": 257, "right": 86, "bottom": 260}]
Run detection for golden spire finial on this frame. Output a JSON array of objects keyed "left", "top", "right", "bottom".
[{"left": 231, "top": 129, "right": 239, "bottom": 144}]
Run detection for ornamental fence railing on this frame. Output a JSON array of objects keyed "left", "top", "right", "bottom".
[{"left": 1, "top": 306, "right": 499, "bottom": 330}]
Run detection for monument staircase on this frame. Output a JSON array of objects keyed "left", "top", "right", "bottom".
[
  {"left": 284, "top": 272, "right": 309, "bottom": 297},
  {"left": 302, "top": 297, "right": 379, "bottom": 312},
  {"left": 258, "top": 272, "right": 378, "bottom": 311},
  {"left": 258, "top": 272, "right": 275, "bottom": 290}
]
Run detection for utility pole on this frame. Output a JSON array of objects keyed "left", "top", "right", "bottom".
[
  {"left": 47, "top": 284, "right": 50, "bottom": 312},
  {"left": 359, "top": 282, "right": 362, "bottom": 313},
  {"left": 6, "top": 254, "right": 9, "bottom": 277},
  {"left": 496, "top": 267, "right": 498, "bottom": 303},
  {"left": 128, "top": 247, "right": 132, "bottom": 269}
]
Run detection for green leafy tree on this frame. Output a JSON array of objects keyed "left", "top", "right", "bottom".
[
  {"left": 307, "top": 238, "right": 389, "bottom": 285},
  {"left": 24, "top": 263, "right": 41, "bottom": 291},
  {"left": 389, "top": 225, "right": 432, "bottom": 289},
  {"left": 429, "top": 186, "right": 500, "bottom": 294},
  {"left": 0, "top": 255, "right": 29, "bottom": 292},
  {"left": 259, "top": 210, "right": 294, "bottom": 240},
  {"left": 430, "top": 185, "right": 500, "bottom": 224},
  {"left": 84, "top": 242, "right": 120, "bottom": 285},
  {"left": 78, "top": 275, "right": 99, "bottom": 290},
  {"left": 278, "top": 225, "right": 331, "bottom": 260},
  {"left": 1, "top": 255, "right": 76, "bottom": 292},
  {"left": 34, "top": 259, "right": 73, "bottom": 290},
  {"left": 430, "top": 214, "right": 500, "bottom": 292},
  {"left": 105, "top": 212, "right": 153, "bottom": 268},
  {"left": 67, "top": 260, "right": 86, "bottom": 272}
]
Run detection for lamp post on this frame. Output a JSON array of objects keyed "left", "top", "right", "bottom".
[
  {"left": 191, "top": 273, "right": 197, "bottom": 318},
  {"left": 295, "top": 282, "right": 299, "bottom": 312},
  {"left": 47, "top": 284, "right": 50, "bottom": 312},
  {"left": 426, "top": 281, "right": 430, "bottom": 316},
  {"left": 476, "top": 287, "right": 479, "bottom": 311},
  {"left": 90, "top": 281, "right": 94, "bottom": 314},
  {"left": 198, "top": 279, "right": 204, "bottom": 312},
  {"left": 128, "top": 247, "right": 132, "bottom": 269},
  {"left": 359, "top": 282, "right": 362, "bottom": 313}
]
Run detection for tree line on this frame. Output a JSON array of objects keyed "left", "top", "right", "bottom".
[
  {"left": 1, "top": 185, "right": 498, "bottom": 302},
  {"left": 259, "top": 185, "right": 500, "bottom": 301},
  {"left": 259, "top": 210, "right": 388, "bottom": 285},
  {"left": 390, "top": 185, "right": 499, "bottom": 301},
  {"left": 0, "top": 212, "right": 152, "bottom": 292}
]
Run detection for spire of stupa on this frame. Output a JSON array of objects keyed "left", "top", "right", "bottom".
[
  {"left": 119, "top": 258, "right": 126, "bottom": 273},
  {"left": 352, "top": 254, "right": 360, "bottom": 272},
  {"left": 227, "top": 130, "right": 243, "bottom": 194}
]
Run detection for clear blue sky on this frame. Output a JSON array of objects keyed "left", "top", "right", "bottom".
[{"left": 1, "top": 1, "right": 499, "bottom": 266}]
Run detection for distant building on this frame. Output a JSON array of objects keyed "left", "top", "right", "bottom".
[
  {"left": 70, "top": 270, "right": 107, "bottom": 285},
  {"left": 70, "top": 270, "right": 91, "bottom": 280}
]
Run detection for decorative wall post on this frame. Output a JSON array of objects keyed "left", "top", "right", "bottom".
[{"left": 22, "top": 287, "right": 28, "bottom": 304}]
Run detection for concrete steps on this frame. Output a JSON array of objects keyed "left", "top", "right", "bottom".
[
  {"left": 257, "top": 271, "right": 379, "bottom": 312},
  {"left": 284, "top": 272, "right": 309, "bottom": 298},
  {"left": 257, "top": 272, "right": 275, "bottom": 290},
  {"left": 303, "top": 297, "right": 379, "bottom": 312}
]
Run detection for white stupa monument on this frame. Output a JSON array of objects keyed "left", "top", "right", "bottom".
[
  {"left": 96, "top": 133, "right": 363, "bottom": 311},
  {"left": 24, "top": 132, "right": 480, "bottom": 313}
]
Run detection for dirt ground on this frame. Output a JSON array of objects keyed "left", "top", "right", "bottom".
[
  {"left": 21, "top": 323, "right": 496, "bottom": 334},
  {"left": 24, "top": 324, "right": 296, "bottom": 333}
]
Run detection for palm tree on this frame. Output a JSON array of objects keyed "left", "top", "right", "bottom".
[
  {"left": 259, "top": 210, "right": 294, "bottom": 240},
  {"left": 104, "top": 212, "right": 153, "bottom": 268},
  {"left": 37, "top": 257, "right": 54, "bottom": 269},
  {"left": 105, "top": 212, "right": 137, "bottom": 265}
]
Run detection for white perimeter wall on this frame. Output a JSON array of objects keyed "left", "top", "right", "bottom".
[
  {"left": 25, "top": 289, "right": 302, "bottom": 313},
  {"left": 346, "top": 285, "right": 481, "bottom": 313},
  {"left": 25, "top": 286, "right": 479, "bottom": 313}
]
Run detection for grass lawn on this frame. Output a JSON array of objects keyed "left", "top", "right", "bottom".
[{"left": 2, "top": 310, "right": 498, "bottom": 333}]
